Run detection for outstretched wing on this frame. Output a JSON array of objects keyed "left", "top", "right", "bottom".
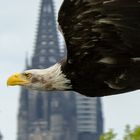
[{"left": 58, "top": 0, "right": 140, "bottom": 64}]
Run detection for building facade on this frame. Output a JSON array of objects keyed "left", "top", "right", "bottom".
[{"left": 17, "top": 0, "right": 103, "bottom": 140}]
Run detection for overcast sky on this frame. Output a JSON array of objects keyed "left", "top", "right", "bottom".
[{"left": 1, "top": 0, "right": 140, "bottom": 140}]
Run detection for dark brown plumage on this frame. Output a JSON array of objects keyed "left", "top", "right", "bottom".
[{"left": 58, "top": 0, "right": 140, "bottom": 97}]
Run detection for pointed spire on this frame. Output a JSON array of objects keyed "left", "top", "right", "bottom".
[{"left": 32, "top": 0, "right": 60, "bottom": 68}]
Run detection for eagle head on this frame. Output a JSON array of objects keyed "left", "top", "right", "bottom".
[
  {"left": 7, "top": 63, "right": 72, "bottom": 91},
  {"left": 7, "top": 69, "right": 49, "bottom": 90}
]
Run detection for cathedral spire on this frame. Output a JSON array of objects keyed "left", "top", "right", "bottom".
[{"left": 32, "top": 0, "right": 60, "bottom": 69}]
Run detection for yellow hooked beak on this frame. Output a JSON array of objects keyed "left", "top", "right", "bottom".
[{"left": 7, "top": 73, "right": 29, "bottom": 86}]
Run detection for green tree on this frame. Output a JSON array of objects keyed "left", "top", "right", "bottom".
[
  {"left": 100, "top": 129, "right": 117, "bottom": 140},
  {"left": 100, "top": 125, "right": 140, "bottom": 140},
  {"left": 132, "top": 126, "right": 140, "bottom": 140}
]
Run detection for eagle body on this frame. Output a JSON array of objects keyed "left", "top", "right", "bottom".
[
  {"left": 61, "top": 59, "right": 140, "bottom": 97},
  {"left": 7, "top": 0, "right": 140, "bottom": 97}
]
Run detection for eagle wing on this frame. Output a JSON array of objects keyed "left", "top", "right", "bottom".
[{"left": 58, "top": 0, "right": 140, "bottom": 63}]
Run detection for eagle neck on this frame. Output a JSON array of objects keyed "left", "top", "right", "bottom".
[{"left": 44, "top": 63, "right": 72, "bottom": 90}]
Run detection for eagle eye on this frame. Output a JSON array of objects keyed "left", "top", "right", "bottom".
[{"left": 23, "top": 73, "right": 32, "bottom": 79}]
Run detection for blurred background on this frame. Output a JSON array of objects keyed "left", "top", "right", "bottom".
[{"left": 1, "top": 0, "right": 140, "bottom": 140}]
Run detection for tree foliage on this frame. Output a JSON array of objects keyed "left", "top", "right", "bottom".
[
  {"left": 100, "top": 125, "right": 140, "bottom": 140},
  {"left": 100, "top": 129, "right": 116, "bottom": 140}
]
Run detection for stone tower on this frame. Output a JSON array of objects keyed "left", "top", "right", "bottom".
[{"left": 17, "top": 0, "right": 103, "bottom": 140}]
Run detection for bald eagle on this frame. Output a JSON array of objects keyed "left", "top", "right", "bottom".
[{"left": 7, "top": 0, "right": 140, "bottom": 97}]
